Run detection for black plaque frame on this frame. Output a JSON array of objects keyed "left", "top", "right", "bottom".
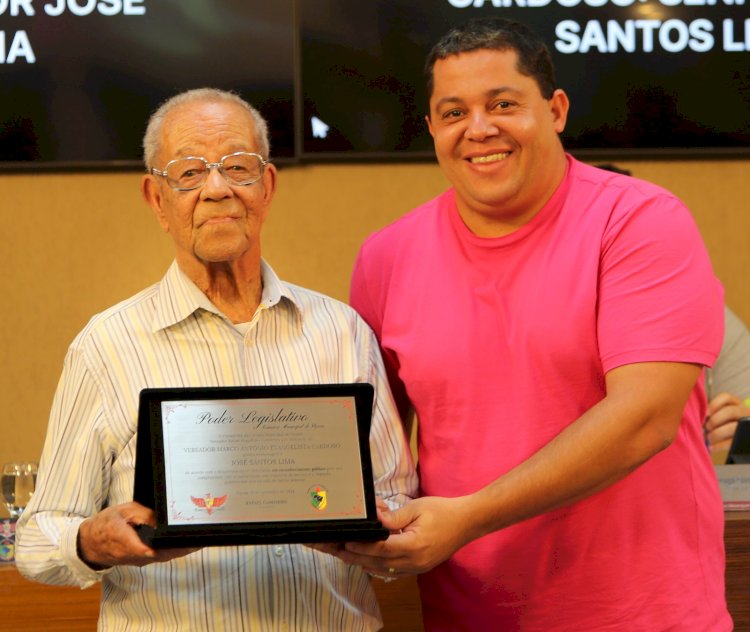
[{"left": 133, "top": 383, "right": 388, "bottom": 547}]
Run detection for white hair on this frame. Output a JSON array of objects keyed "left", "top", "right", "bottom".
[{"left": 142, "top": 88, "right": 270, "bottom": 169}]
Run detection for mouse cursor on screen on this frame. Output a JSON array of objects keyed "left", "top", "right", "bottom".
[{"left": 311, "top": 116, "right": 330, "bottom": 139}]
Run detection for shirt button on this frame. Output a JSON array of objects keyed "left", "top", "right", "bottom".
[{"left": 274, "top": 545, "right": 284, "bottom": 557}]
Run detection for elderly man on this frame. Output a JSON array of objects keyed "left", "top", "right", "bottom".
[
  {"left": 16, "top": 88, "right": 417, "bottom": 631},
  {"left": 328, "top": 17, "right": 731, "bottom": 632}
]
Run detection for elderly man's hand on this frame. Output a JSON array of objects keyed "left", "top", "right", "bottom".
[
  {"left": 77, "top": 502, "right": 198, "bottom": 570},
  {"left": 705, "top": 392, "right": 750, "bottom": 453}
]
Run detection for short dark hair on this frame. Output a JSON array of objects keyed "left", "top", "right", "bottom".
[{"left": 424, "top": 17, "right": 556, "bottom": 102}]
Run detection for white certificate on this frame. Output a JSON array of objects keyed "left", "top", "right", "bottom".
[{"left": 162, "top": 396, "right": 366, "bottom": 525}]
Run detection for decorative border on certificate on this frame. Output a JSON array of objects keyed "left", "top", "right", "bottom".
[{"left": 161, "top": 396, "right": 366, "bottom": 525}]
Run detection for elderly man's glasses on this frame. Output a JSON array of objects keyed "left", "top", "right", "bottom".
[{"left": 149, "top": 151, "right": 267, "bottom": 191}]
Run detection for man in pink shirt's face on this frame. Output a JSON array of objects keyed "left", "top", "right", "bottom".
[{"left": 426, "top": 47, "right": 568, "bottom": 239}]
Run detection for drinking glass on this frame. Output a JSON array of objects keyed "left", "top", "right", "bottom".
[{"left": 2, "top": 462, "right": 37, "bottom": 520}]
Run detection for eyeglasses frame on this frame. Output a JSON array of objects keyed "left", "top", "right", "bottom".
[{"left": 148, "top": 151, "right": 269, "bottom": 191}]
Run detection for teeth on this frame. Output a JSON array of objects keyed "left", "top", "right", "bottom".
[{"left": 470, "top": 152, "right": 509, "bottom": 164}]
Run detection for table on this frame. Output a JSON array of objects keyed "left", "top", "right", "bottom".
[{"left": 725, "top": 511, "right": 750, "bottom": 630}]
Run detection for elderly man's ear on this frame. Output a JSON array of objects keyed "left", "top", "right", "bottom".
[{"left": 141, "top": 175, "right": 171, "bottom": 233}]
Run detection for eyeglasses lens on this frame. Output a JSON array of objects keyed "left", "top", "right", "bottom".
[{"left": 166, "top": 154, "right": 263, "bottom": 190}]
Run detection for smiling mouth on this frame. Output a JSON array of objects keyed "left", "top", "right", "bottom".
[{"left": 469, "top": 152, "right": 510, "bottom": 164}]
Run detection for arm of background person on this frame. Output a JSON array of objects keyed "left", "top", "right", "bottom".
[
  {"left": 707, "top": 306, "right": 750, "bottom": 402},
  {"left": 705, "top": 392, "right": 750, "bottom": 453},
  {"left": 705, "top": 306, "right": 750, "bottom": 452}
]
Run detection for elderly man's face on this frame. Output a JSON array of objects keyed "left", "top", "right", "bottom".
[{"left": 142, "top": 100, "right": 276, "bottom": 270}]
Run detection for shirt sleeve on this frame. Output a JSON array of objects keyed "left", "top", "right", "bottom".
[
  {"left": 597, "top": 192, "right": 724, "bottom": 373},
  {"left": 15, "top": 344, "right": 113, "bottom": 588}
]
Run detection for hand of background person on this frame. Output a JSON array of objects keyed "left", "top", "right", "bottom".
[
  {"left": 705, "top": 392, "right": 750, "bottom": 453},
  {"left": 77, "top": 501, "right": 198, "bottom": 570},
  {"left": 312, "top": 496, "right": 475, "bottom": 577}
]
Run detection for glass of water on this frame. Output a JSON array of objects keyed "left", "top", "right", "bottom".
[{"left": 2, "top": 462, "right": 37, "bottom": 520}]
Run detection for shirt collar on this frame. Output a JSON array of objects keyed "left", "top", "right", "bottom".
[{"left": 151, "top": 259, "right": 301, "bottom": 332}]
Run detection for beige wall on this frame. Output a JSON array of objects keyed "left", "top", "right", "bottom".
[{"left": 1, "top": 158, "right": 749, "bottom": 515}]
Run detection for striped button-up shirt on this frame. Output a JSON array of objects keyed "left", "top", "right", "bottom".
[{"left": 16, "top": 260, "right": 417, "bottom": 632}]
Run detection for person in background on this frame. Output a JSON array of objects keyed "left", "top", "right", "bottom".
[
  {"left": 706, "top": 306, "right": 750, "bottom": 453},
  {"left": 323, "top": 17, "right": 730, "bottom": 631},
  {"left": 15, "top": 88, "right": 417, "bottom": 631}
]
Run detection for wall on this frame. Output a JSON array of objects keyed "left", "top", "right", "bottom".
[{"left": 1, "top": 157, "right": 749, "bottom": 516}]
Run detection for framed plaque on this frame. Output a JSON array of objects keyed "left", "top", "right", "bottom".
[{"left": 133, "top": 383, "right": 388, "bottom": 547}]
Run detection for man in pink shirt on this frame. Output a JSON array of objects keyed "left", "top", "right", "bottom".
[{"left": 326, "top": 17, "right": 731, "bottom": 631}]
